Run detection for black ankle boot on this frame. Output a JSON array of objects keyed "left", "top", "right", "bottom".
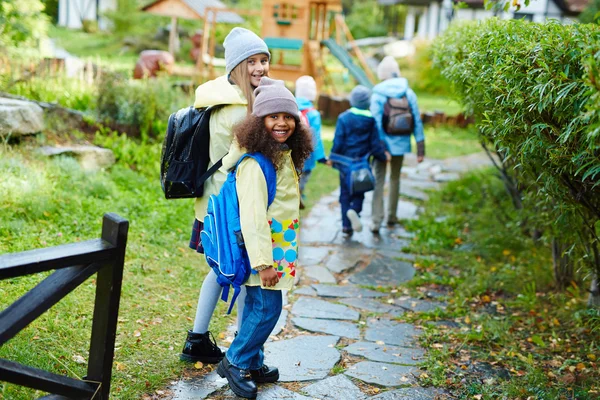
[
  {"left": 250, "top": 364, "right": 279, "bottom": 383},
  {"left": 180, "top": 330, "right": 224, "bottom": 364},
  {"left": 217, "top": 356, "right": 257, "bottom": 399}
]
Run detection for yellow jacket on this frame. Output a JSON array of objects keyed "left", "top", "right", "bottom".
[
  {"left": 193, "top": 75, "right": 247, "bottom": 220},
  {"left": 236, "top": 151, "right": 300, "bottom": 291}
]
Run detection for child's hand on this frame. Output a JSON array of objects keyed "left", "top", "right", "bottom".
[
  {"left": 326, "top": 160, "right": 333, "bottom": 167},
  {"left": 259, "top": 267, "right": 280, "bottom": 287}
]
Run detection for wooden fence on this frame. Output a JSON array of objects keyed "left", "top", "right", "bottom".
[{"left": 0, "top": 213, "right": 129, "bottom": 399}]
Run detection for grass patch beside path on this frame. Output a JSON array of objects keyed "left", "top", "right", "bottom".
[{"left": 382, "top": 169, "right": 600, "bottom": 399}]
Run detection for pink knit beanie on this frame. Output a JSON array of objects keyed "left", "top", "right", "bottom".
[{"left": 252, "top": 77, "right": 299, "bottom": 119}]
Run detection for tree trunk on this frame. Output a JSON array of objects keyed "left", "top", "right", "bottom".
[
  {"left": 552, "top": 238, "right": 573, "bottom": 290},
  {"left": 588, "top": 240, "right": 600, "bottom": 307}
]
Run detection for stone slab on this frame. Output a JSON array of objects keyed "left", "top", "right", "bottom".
[
  {"left": 291, "top": 297, "right": 359, "bottom": 320},
  {"left": 394, "top": 297, "right": 447, "bottom": 313},
  {"left": 400, "top": 186, "right": 429, "bottom": 201},
  {"left": 365, "top": 318, "right": 421, "bottom": 347},
  {"left": 40, "top": 145, "right": 116, "bottom": 170},
  {"left": 312, "top": 284, "right": 385, "bottom": 298},
  {"left": 339, "top": 297, "right": 404, "bottom": 316},
  {"left": 349, "top": 255, "right": 416, "bottom": 287},
  {"left": 170, "top": 371, "right": 227, "bottom": 399},
  {"left": 303, "top": 265, "right": 337, "bottom": 283},
  {"left": 302, "top": 374, "right": 367, "bottom": 400},
  {"left": 433, "top": 172, "right": 460, "bottom": 182},
  {"left": 401, "top": 179, "right": 441, "bottom": 190},
  {"left": 293, "top": 287, "right": 316, "bottom": 296},
  {"left": 270, "top": 309, "right": 288, "bottom": 337},
  {"left": 344, "top": 341, "right": 425, "bottom": 365},
  {"left": 299, "top": 246, "right": 331, "bottom": 266},
  {"left": 371, "top": 387, "right": 440, "bottom": 399},
  {"left": 258, "top": 385, "right": 314, "bottom": 399},
  {"left": 292, "top": 317, "right": 360, "bottom": 339},
  {"left": 344, "top": 361, "right": 418, "bottom": 387},
  {"left": 0, "top": 97, "right": 45, "bottom": 136},
  {"left": 264, "top": 335, "right": 340, "bottom": 382},
  {"left": 325, "top": 248, "right": 370, "bottom": 273}
]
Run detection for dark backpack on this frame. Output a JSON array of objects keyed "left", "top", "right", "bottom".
[
  {"left": 382, "top": 96, "right": 414, "bottom": 136},
  {"left": 160, "top": 106, "right": 222, "bottom": 199}
]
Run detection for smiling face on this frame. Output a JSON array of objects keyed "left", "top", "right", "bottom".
[
  {"left": 264, "top": 113, "right": 296, "bottom": 143},
  {"left": 247, "top": 53, "right": 270, "bottom": 88}
]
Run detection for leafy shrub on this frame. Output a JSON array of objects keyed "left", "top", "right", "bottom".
[
  {"left": 96, "top": 73, "right": 193, "bottom": 139},
  {"left": 0, "top": 0, "right": 48, "bottom": 47},
  {"left": 432, "top": 19, "right": 600, "bottom": 302}
]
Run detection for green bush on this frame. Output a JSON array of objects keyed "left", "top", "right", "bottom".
[
  {"left": 432, "top": 19, "right": 600, "bottom": 301},
  {"left": 0, "top": 0, "right": 48, "bottom": 47},
  {"left": 96, "top": 73, "right": 193, "bottom": 139}
]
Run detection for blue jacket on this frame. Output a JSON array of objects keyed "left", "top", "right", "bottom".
[
  {"left": 297, "top": 97, "right": 326, "bottom": 172},
  {"left": 331, "top": 108, "right": 387, "bottom": 162},
  {"left": 370, "top": 78, "right": 424, "bottom": 156}
]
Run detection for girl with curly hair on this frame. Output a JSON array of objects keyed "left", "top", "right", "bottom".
[{"left": 216, "top": 77, "right": 312, "bottom": 399}]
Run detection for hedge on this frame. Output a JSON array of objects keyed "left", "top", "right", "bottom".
[{"left": 432, "top": 19, "right": 600, "bottom": 304}]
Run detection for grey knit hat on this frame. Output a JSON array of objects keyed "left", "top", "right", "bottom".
[
  {"left": 252, "top": 77, "right": 299, "bottom": 119},
  {"left": 224, "top": 27, "right": 271, "bottom": 75},
  {"left": 349, "top": 85, "right": 371, "bottom": 110},
  {"left": 377, "top": 55, "right": 401, "bottom": 81},
  {"left": 295, "top": 75, "right": 317, "bottom": 101}
]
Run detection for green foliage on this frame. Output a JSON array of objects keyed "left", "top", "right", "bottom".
[
  {"left": 401, "top": 43, "right": 452, "bottom": 95},
  {"left": 96, "top": 73, "right": 193, "bottom": 139},
  {"left": 432, "top": 19, "right": 600, "bottom": 288},
  {"left": 579, "top": 0, "right": 600, "bottom": 23},
  {"left": 41, "top": 0, "right": 59, "bottom": 23},
  {"left": 344, "top": 0, "right": 390, "bottom": 39},
  {"left": 5, "top": 76, "right": 97, "bottom": 112},
  {"left": 0, "top": 0, "right": 49, "bottom": 47}
]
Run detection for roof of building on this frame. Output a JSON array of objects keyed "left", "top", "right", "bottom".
[{"left": 142, "top": 0, "right": 243, "bottom": 24}]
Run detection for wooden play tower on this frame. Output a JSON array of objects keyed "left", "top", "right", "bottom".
[{"left": 260, "top": 0, "right": 376, "bottom": 92}]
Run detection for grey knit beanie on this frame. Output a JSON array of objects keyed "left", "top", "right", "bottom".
[
  {"left": 224, "top": 27, "right": 271, "bottom": 75},
  {"left": 252, "top": 77, "right": 299, "bottom": 119},
  {"left": 295, "top": 75, "right": 317, "bottom": 101},
  {"left": 377, "top": 55, "right": 401, "bottom": 81},
  {"left": 349, "top": 85, "right": 371, "bottom": 110}
]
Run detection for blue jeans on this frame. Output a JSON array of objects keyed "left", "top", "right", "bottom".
[
  {"left": 339, "top": 172, "right": 365, "bottom": 230},
  {"left": 226, "top": 286, "right": 282, "bottom": 370}
]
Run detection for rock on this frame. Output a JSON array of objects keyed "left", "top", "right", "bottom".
[
  {"left": 325, "top": 247, "right": 370, "bottom": 273},
  {"left": 344, "top": 341, "right": 425, "bottom": 365},
  {"left": 433, "top": 172, "right": 460, "bottom": 182},
  {"left": 344, "top": 361, "right": 418, "bottom": 386},
  {"left": 40, "top": 145, "right": 116, "bottom": 170},
  {"left": 264, "top": 335, "right": 340, "bottom": 381},
  {"left": 312, "top": 284, "right": 386, "bottom": 298},
  {"left": 291, "top": 297, "right": 359, "bottom": 320},
  {"left": 400, "top": 186, "right": 429, "bottom": 201},
  {"left": 257, "top": 385, "right": 314, "bottom": 399},
  {"left": 371, "top": 387, "right": 440, "bottom": 399},
  {"left": 270, "top": 309, "right": 288, "bottom": 337},
  {"left": 299, "top": 246, "right": 331, "bottom": 266},
  {"left": 365, "top": 318, "right": 421, "bottom": 347},
  {"left": 169, "top": 371, "right": 227, "bottom": 399},
  {"left": 302, "top": 375, "right": 367, "bottom": 400},
  {"left": 0, "top": 98, "right": 45, "bottom": 137},
  {"left": 303, "top": 265, "right": 337, "bottom": 283},
  {"left": 293, "top": 287, "right": 317, "bottom": 296},
  {"left": 394, "top": 297, "right": 447, "bottom": 313},
  {"left": 339, "top": 297, "right": 404, "bottom": 316},
  {"left": 349, "top": 255, "right": 416, "bottom": 286},
  {"left": 292, "top": 317, "right": 360, "bottom": 339}
]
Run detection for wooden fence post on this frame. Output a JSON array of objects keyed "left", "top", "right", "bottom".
[{"left": 86, "top": 213, "right": 129, "bottom": 399}]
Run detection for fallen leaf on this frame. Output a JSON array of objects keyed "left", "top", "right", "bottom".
[
  {"left": 576, "top": 362, "right": 585, "bottom": 371},
  {"left": 587, "top": 354, "right": 596, "bottom": 361},
  {"left": 116, "top": 362, "right": 126, "bottom": 371},
  {"left": 376, "top": 340, "right": 385, "bottom": 345},
  {"left": 194, "top": 361, "right": 203, "bottom": 369},
  {"left": 133, "top": 330, "right": 141, "bottom": 337},
  {"left": 72, "top": 355, "right": 86, "bottom": 364}
]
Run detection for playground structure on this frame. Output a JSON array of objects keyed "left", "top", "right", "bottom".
[{"left": 142, "top": 0, "right": 376, "bottom": 93}]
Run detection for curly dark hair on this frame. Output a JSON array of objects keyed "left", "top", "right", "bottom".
[{"left": 233, "top": 114, "right": 313, "bottom": 171}]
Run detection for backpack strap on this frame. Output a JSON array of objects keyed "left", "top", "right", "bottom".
[{"left": 234, "top": 153, "right": 277, "bottom": 207}]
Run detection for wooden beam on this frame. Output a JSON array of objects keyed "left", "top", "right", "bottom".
[
  {"left": 0, "top": 359, "right": 97, "bottom": 398},
  {"left": 168, "top": 16, "right": 178, "bottom": 56},
  {"left": 86, "top": 213, "right": 128, "bottom": 400},
  {"left": 0, "top": 239, "right": 116, "bottom": 280},
  {"left": 335, "top": 14, "right": 377, "bottom": 84},
  {"left": 0, "top": 263, "right": 101, "bottom": 345}
]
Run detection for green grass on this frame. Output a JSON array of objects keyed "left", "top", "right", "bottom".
[
  {"left": 391, "top": 169, "right": 600, "bottom": 398},
  {"left": 415, "top": 91, "right": 463, "bottom": 116}
]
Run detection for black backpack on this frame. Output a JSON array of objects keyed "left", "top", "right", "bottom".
[
  {"left": 382, "top": 96, "right": 414, "bottom": 136},
  {"left": 160, "top": 106, "right": 222, "bottom": 199}
]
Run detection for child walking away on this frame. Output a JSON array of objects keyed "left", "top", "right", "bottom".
[
  {"left": 217, "top": 77, "right": 312, "bottom": 399},
  {"left": 330, "top": 85, "right": 389, "bottom": 236},
  {"left": 295, "top": 75, "right": 326, "bottom": 209},
  {"left": 181, "top": 27, "right": 271, "bottom": 364}
]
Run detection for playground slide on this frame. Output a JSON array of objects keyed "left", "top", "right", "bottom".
[{"left": 321, "top": 39, "right": 374, "bottom": 89}]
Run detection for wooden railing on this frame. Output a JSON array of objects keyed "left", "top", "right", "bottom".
[{"left": 0, "top": 213, "right": 129, "bottom": 399}]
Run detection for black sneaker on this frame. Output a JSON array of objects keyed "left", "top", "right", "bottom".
[
  {"left": 217, "top": 356, "right": 257, "bottom": 399},
  {"left": 342, "top": 227, "right": 353, "bottom": 236},
  {"left": 180, "top": 330, "right": 224, "bottom": 364},
  {"left": 250, "top": 364, "right": 279, "bottom": 383}
]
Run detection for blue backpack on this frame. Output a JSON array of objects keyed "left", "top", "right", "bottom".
[
  {"left": 200, "top": 153, "right": 277, "bottom": 314},
  {"left": 329, "top": 152, "right": 375, "bottom": 195}
]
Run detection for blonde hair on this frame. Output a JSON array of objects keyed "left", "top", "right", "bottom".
[{"left": 229, "top": 58, "right": 269, "bottom": 114}]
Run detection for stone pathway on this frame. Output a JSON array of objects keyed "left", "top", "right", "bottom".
[{"left": 168, "top": 153, "right": 493, "bottom": 399}]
